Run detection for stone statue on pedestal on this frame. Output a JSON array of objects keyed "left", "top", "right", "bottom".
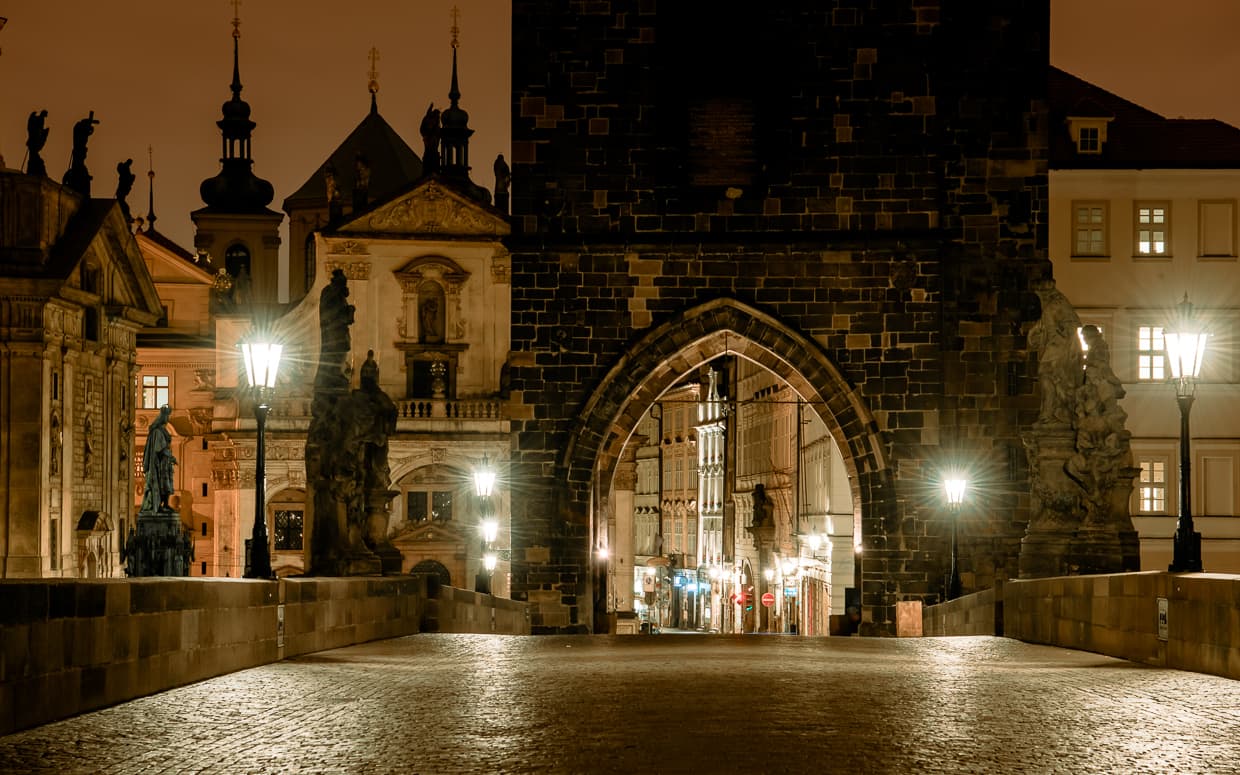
[
  {"left": 1021, "top": 282, "right": 1139, "bottom": 578},
  {"left": 125, "top": 404, "right": 193, "bottom": 577},
  {"left": 306, "top": 277, "right": 401, "bottom": 576}
]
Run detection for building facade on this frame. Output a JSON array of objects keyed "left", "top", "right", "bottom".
[
  {"left": 0, "top": 168, "right": 162, "bottom": 578},
  {"left": 1049, "top": 66, "right": 1240, "bottom": 572}
]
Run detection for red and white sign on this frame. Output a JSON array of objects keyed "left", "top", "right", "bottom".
[{"left": 761, "top": 592, "right": 776, "bottom": 607}]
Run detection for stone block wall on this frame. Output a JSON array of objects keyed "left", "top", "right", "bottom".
[
  {"left": 921, "top": 581, "right": 1004, "bottom": 636},
  {"left": 510, "top": 1, "right": 1048, "bottom": 634},
  {"left": 1004, "top": 572, "right": 1240, "bottom": 679},
  {"left": 0, "top": 577, "right": 528, "bottom": 735}
]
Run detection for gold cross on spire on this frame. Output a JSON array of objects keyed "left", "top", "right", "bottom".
[
  {"left": 231, "top": 0, "right": 242, "bottom": 38},
  {"left": 147, "top": 145, "right": 154, "bottom": 179},
  {"left": 450, "top": 5, "right": 460, "bottom": 49},
  {"left": 367, "top": 47, "right": 380, "bottom": 95}
]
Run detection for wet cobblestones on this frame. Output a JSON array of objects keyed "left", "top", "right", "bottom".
[{"left": 1, "top": 634, "right": 1238, "bottom": 774}]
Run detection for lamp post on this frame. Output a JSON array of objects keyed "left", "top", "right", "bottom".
[
  {"left": 474, "top": 455, "right": 497, "bottom": 594},
  {"left": 1165, "top": 296, "right": 1207, "bottom": 573},
  {"left": 943, "top": 476, "right": 967, "bottom": 600},
  {"left": 240, "top": 338, "right": 282, "bottom": 579}
]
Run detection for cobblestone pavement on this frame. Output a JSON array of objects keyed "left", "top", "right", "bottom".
[{"left": 2, "top": 634, "right": 1239, "bottom": 774}]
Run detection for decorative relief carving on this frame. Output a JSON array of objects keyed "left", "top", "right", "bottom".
[
  {"left": 327, "top": 239, "right": 370, "bottom": 256},
  {"left": 430, "top": 447, "right": 447, "bottom": 464},
  {"left": 324, "top": 260, "right": 371, "bottom": 281},
  {"left": 188, "top": 408, "right": 213, "bottom": 435},
  {"left": 193, "top": 369, "right": 216, "bottom": 391},
  {"left": 366, "top": 183, "right": 500, "bottom": 235}
]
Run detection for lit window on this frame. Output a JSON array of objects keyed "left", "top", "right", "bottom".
[
  {"left": 1138, "top": 326, "right": 1166, "bottom": 381},
  {"left": 274, "top": 510, "right": 304, "bottom": 550},
  {"left": 1073, "top": 202, "right": 1108, "bottom": 257},
  {"left": 141, "top": 374, "right": 170, "bottom": 409},
  {"left": 1136, "top": 203, "right": 1170, "bottom": 256},
  {"left": 1138, "top": 459, "right": 1167, "bottom": 513},
  {"left": 406, "top": 489, "right": 454, "bottom": 522}
]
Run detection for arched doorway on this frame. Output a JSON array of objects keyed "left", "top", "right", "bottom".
[
  {"left": 410, "top": 559, "right": 452, "bottom": 587},
  {"left": 558, "top": 298, "right": 891, "bottom": 634}
]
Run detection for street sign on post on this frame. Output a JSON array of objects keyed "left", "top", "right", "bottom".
[{"left": 761, "top": 591, "right": 775, "bottom": 607}]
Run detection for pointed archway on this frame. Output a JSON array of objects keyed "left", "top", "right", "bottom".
[{"left": 560, "top": 297, "right": 895, "bottom": 632}]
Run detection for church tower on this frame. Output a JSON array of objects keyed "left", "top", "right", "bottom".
[
  {"left": 191, "top": 6, "right": 282, "bottom": 307},
  {"left": 435, "top": 9, "right": 491, "bottom": 204}
]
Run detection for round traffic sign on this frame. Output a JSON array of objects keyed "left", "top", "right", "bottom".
[{"left": 761, "top": 592, "right": 775, "bottom": 607}]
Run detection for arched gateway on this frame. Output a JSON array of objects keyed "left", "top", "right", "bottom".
[
  {"left": 507, "top": 3, "right": 1048, "bottom": 635},
  {"left": 564, "top": 298, "right": 891, "bottom": 634}
]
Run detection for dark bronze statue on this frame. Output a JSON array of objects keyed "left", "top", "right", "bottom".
[
  {"left": 25, "top": 110, "right": 49, "bottom": 177},
  {"left": 116, "top": 159, "right": 136, "bottom": 222},
  {"left": 140, "top": 405, "right": 176, "bottom": 513},
  {"left": 316, "top": 268, "right": 355, "bottom": 391},
  {"left": 494, "top": 153, "right": 511, "bottom": 212},
  {"left": 62, "top": 111, "right": 99, "bottom": 196},
  {"left": 420, "top": 103, "right": 441, "bottom": 173}
]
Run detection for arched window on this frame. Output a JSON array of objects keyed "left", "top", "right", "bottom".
[
  {"left": 224, "top": 244, "right": 252, "bottom": 305},
  {"left": 224, "top": 243, "right": 251, "bottom": 278},
  {"left": 303, "top": 234, "right": 316, "bottom": 294}
]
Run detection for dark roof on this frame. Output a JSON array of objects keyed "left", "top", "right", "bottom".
[
  {"left": 141, "top": 227, "right": 197, "bottom": 262},
  {"left": 1050, "top": 66, "right": 1240, "bottom": 169},
  {"left": 283, "top": 106, "right": 423, "bottom": 212},
  {"left": 43, "top": 199, "right": 116, "bottom": 279}
]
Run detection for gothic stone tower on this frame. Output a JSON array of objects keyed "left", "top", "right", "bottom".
[{"left": 510, "top": 1, "right": 1049, "bottom": 634}]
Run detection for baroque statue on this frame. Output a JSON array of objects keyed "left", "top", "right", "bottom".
[
  {"left": 140, "top": 404, "right": 176, "bottom": 513},
  {"left": 1022, "top": 280, "right": 1139, "bottom": 578},
  {"left": 306, "top": 279, "right": 400, "bottom": 576},
  {"left": 25, "top": 110, "right": 49, "bottom": 177}
]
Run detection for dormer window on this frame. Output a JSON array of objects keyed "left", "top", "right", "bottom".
[
  {"left": 1067, "top": 116, "right": 1112, "bottom": 155},
  {"left": 1078, "top": 126, "right": 1099, "bottom": 152}
]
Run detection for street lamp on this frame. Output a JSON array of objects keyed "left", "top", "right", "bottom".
[
  {"left": 943, "top": 476, "right": 967, "bottom": 600},
  {"left": 474, "top": 455, "right": 497, "bottom": 594},
  {"left": 1165, "top": 296, "right": 1207, "bottom": 573},
  {"left": 240, "top": 338, "right": 282, "bottom": 579}
]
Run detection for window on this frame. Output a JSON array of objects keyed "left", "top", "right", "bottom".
[
  {"left": 1138, "top": 326, "right": 1166, "bottom": 381},
  {"left": 406, "top": 490, "right": 454, "bottom": 522},
  {"left": 201, "top": 561, "right": 207, "bottom": 575},
  {"left": 201, "top": 521, "right": 208, "bottom": 537},
  {"left": 49, "top": 519, "right": 59, "bottom": 570},
  {"left": 1072, "top": 202, "right": 1108, "bottom": 257},
  {"left": 274, "top": 509, "right": 304, "bottom": 550},
  {"left": 1068, "top": 117, "right": 1110, "bottom": 154},
  {"left": 1078, "top": 126, "right": 1099, "bottom": 153},
  {"left": 304, "top": 234, "right": 317, "bottom": 294},
  {"left": 1137, "top": 458, "right": 1167, "bottom": 513},
  {"left": 141, "top": 374, "right": 170, "bottom": 409},
  {"left": 1135, "top": 203, "right": 1169, "bottom": 257},
  {"left": 1199, "top": 200, "right": 1237, "bottom": 258},
  {"left": 201, "top": 482, "right": 208, "bottom": 497}
]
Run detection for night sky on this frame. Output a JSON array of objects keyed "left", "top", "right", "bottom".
[
  {"left": 1, "top": 0, "right": 1234, "bottom": 295},
  {"left": 0, "top": 0, "right": 510, "bottom": 298}
]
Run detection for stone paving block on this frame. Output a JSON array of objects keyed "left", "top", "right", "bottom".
[{"left": 2, "top": 635, "right": 1240, "bottom": 774}]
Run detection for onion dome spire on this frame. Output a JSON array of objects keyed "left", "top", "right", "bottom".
[
  {"left": 198, "top": 3, "right": 275, "bottom": 212},
  {"left": 439, "top": 6, "right": 474, "bottom": 180}
]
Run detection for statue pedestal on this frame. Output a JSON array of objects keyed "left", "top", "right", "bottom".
[
  {"left": 125, "top": 509, "right": 191, "bottom": 577},
  {"left": 1071, "top": 528, "right": 1123, "bottom": 576},
  {"left": 1020, "top": 426, "right": 1079, "bottom": 579}
]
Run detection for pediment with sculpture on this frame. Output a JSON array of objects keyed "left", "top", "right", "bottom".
[{"left": 338, "top": 179, "right": 511, "bottom": 238}]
